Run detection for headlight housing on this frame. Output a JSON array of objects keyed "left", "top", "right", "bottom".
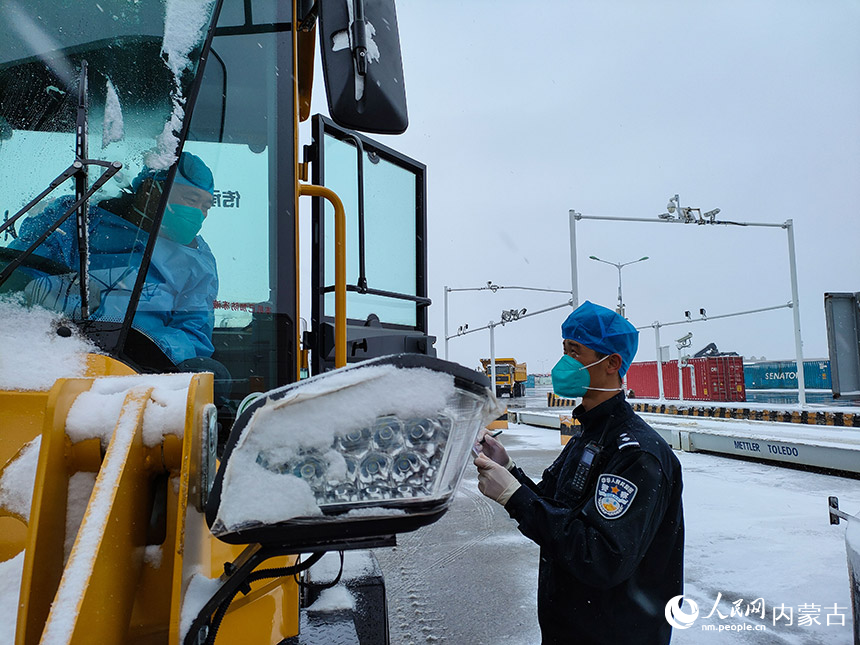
[{"left": 206, "top": 354, "right": 501, "bottom": 549}]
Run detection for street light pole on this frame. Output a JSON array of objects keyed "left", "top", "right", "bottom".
[
  {"left": 569, "top": 210, "right": 579, "bottom": 308},
  {"left": 443, "top": 285, "right": 450, "bottom": 360},
  {"left": 654, "top": 322, "right": 665, "bottom": 400},
  {"left": 588, "top": 255, "right": 650, "bottom": 318},
  {"left": 489, "top": 322, "right": 496, "bottom": 393},
  {"left": 785, "top": 220, "right": 807, "bottom": 406}
]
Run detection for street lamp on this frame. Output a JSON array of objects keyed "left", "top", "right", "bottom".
[{"left": 588, "top": 255, "right": 649, "bottom": 318}]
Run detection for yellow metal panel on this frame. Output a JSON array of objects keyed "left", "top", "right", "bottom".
[
  {"left": 1, "top": 354, "right": 133, "bottom": 566},
  {"left": 0, "top": 434, "right": 42, "bottom": 562},
  {"left": 169, "top": 373, "right": 216, "bottom": 644},
  {"left": 0, "top": 390, "right": 49, "bottom": 470},
  {"left": 16, "top": 378, "right": 93, "bottom": 645},
  {"left": 0, "top": 516, "right": 27, "bottom": 563},
  {"left": 39, "top": 387, "right": 153, "bottom": 645},
  {"left": 219, "top": 570, "right": 300, "bottom": 643},
  {"left": 166, "top": 373, "right": 301, "bottom": 643},
  {"left": 297, "top": 27, "right": 316, "bottom": 122},
  {"left": 84, "top": 354, "right": 136, "bottom": 377}
]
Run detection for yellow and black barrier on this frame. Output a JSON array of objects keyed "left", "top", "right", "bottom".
[
  {"left": 631, "top": 403, "right": 859, "bottom": 428},
  {"left": 559, "top": 415, "right": 581, "bottom": 446},
  {"left": 547, "top": 392, "right": 578, "bottom": 408},
  {"left": 487, "top": 409, "right": 509, "bottom": 430}
]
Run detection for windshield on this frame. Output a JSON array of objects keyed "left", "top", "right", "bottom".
[{"left": 0, "top": 0, "right": 218, "bottom": 360}]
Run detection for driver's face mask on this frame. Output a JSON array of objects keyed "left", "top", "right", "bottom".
[
  {"left": 159, "top": 203, "right": 205, "bottom": 245},
  {"left": 551, "top": 353, "right": 622, "bottom": 398}
]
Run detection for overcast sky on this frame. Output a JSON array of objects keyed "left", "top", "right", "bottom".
[{"left": 312, "top": 0, "right": 860, "bottom": 374}]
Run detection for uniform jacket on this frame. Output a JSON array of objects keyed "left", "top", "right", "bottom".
[
  {"left": 13, "top": 196, "right": 217, "bottom": 364},
  {"left": 505, "top": 392, "right": 684, "bottom": 645}
]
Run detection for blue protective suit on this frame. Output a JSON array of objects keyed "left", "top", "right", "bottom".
[{"left": 13, "top": 196, "right": 217, "bottom": 364}]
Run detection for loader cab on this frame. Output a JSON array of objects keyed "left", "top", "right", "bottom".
[{"left": 0, "top": 0, "right": 432, "bottom": 429}]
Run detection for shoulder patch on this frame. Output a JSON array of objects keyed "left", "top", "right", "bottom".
[
  {"left": 594, "top": 474, "right": 638, "bottom": 520},
  {"left": 617, "top": 432, "right": 640, "bottom": 450}
]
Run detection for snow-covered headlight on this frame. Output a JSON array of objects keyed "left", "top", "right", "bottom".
[{"left": 206, "top": 354, "right": 500, "bottom": 548}]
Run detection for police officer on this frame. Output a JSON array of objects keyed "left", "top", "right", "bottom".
[{"left": 474, "top": 301, "right": 684, "bottom": 645}]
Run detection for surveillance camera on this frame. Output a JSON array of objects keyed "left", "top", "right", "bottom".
[
  {"left": 676, "top": 332, "right": 693, "bottom": 343},
  {"left": 666, "top": 201, "right": 675, "bottom": 213}
]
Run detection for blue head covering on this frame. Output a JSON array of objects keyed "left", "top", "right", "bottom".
[
  {"left": 131, "top": 152, "right": 215, "bottom": 196},
  {"left": 561, "top": 301, "right": 639, "bottom": 376}
]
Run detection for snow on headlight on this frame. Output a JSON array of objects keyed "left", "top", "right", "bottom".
[{"left": 212, "top": 362, "right": 501, "bottom": 536}]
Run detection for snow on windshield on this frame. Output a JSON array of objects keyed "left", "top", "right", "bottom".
[
  {"left": 214, "top": 365, "right": 458, "bottom": 531},
  {"left": 0, "top": 297, "right": 99, "bottom": 391},
  {"left": 101, "top": 78, "right": 123, "bottom": 148},
  {"left": 145, "top": 0, "right": 216, "bottom": 170}
]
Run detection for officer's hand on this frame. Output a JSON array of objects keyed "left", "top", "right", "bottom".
[
  {"left": 476, "top": 428, "right": 511, "bottom": 468},
  {"left": 474, "top": 454, "right": 520, "bottom": 506}
]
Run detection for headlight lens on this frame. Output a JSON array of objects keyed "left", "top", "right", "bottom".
[{"left": 210, "top": 357, "right": 501, "bottom": 541}]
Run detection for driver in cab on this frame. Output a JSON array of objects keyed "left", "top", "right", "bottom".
[{"left": 13, "top": 152, "right": 220, "bottom": 370}]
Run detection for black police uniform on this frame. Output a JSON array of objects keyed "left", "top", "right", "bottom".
[{"left": 504, "top": 392, "right": 684, "bottom": 645}]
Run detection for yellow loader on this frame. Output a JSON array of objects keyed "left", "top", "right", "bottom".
[{"left": 0, "top": 1, "right": 498, "bottom": 642}]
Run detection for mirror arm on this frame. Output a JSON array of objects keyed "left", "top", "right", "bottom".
[{"left": 351, "top": 0, "right": 368, "bottom": 75}]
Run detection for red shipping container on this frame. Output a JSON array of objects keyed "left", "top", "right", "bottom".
[{"left": 625, "top": 356, "right": 745, "bottom": 402}]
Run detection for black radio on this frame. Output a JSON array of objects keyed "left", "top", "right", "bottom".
[{"left": 571, "top": 441, "right": 602, "bottom": 494}]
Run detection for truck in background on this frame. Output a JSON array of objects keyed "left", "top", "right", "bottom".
[{"left": 480, "top": 358, "right": 528, "bottom": 397}]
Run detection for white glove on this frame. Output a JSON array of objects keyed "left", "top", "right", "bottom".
[
  {"left": 474, "top": 454, "right": 521, "bottom": 506},
  {"left": 476, "top": 428, "right": 513, "bottom": 470}
]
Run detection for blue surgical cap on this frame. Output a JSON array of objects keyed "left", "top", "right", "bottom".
[
  {"left": 131, "top": 152, "right": 215, "bottom": 196},
  {"left": 561, "top": 301, "right": 639, "bottom": 376}
]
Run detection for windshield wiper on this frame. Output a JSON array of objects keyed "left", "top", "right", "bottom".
[{"left": 0, "top": 60, "right": 122, "bottom": 317}]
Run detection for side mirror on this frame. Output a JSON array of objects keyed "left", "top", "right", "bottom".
[
  {"left": 318, "top": 0, "right": 408, "bottom": 134},
  {"left": 205, "top": 354, "right": 500, "bottom": 550}
]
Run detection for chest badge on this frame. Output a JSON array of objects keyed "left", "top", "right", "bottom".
[{"left": 595, "top": 474, "right": 637, "bottom": 519}]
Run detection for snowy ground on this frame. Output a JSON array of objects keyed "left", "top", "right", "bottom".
[{"left": 376, "top": 421, "right": 860, "bottom": 644}]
